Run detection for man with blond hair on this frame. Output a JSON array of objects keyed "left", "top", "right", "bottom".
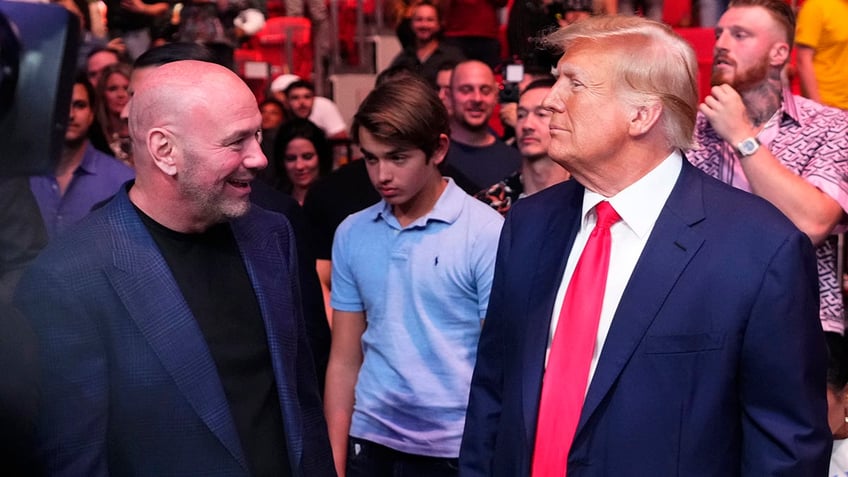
[{"left": 460, "top": 15, "right": 830, "bottom": 476}]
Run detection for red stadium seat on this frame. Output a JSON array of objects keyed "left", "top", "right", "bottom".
[
  {"left": 252, "top": 16, "right": 314, "bottom": 81},
  {"left": 664, "top": 0, "right": 693, "bottom": 27}
]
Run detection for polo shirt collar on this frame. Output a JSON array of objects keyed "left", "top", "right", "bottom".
[{"left": 373, "top": 177, "right": 462, "bottom": 229}]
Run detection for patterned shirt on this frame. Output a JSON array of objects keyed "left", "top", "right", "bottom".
[
  {"left": 689, "top": 89, "right": 848, "bottom": 333},
  {"left": 474, "top": 171, "right": 523, "bottom": 216}
]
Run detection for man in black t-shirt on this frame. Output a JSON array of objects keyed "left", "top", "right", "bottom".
[
  {"left": 302, "top": 159, "right": 380, "bottom": 320},
  {"left": 442, "top": 60, "right": 522, "bottom": 194},
  {"left": 14, "top": 61, "right": 335, "bottom": 477}
]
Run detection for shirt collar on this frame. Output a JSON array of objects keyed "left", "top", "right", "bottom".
[
  {"left": 581, "top": 150, "right": 682, "bottom": 239},
  {"left": 372, "top": 177, "right": 463, "bottom": 229},
  {"left": 779, "top": 85, "right": 802, "bottom": 126},
  {"left": 76, "top": 142, "right": 101, "bottom": 175}
]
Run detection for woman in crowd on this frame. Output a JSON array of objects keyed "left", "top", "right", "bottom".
[
  {"left": 273, "top": 118, "right": 333, "bottom": 205},
  {"left": 94, "top": 62, "right": 132, "bottom": 166},
  {"left": 388, "top": 0, "right": 464, "bottom": 88}
]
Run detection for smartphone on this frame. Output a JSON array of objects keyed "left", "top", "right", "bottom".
[{"left": 504, "top": 64, "right": 524, "bottom": 83}]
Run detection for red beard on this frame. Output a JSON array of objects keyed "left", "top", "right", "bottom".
[{"left": 711, "top": 53, "right": 771, "bottom": 92}]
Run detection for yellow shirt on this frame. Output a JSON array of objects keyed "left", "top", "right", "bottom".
[{"left": 796, "top": 0, "right": 848, "bottom": 109}]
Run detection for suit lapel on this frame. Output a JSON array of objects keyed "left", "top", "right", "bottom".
[
  {"left": 521, "top": 184, "right": 584, "bottom": 445},
  {"left": 576, "top": 161, "right": 706, "bottom": 436},
  {"left": 232, "top": 213, "right": 305, "bottom": 471},
  {"left": 104, "top": 190, "right": 249, "bottom": 472}
]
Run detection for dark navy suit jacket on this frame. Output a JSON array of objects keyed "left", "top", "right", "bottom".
[
  {"left": 14, "top": 185, "right": 335, "bottom": 476},
  {"left": 459, "top": 160, "right": 831, "bottom": 476}
]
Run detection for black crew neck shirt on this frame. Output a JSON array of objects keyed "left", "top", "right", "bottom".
[{"left": 137, "top": 208, "right": 292, "bottom": 477}]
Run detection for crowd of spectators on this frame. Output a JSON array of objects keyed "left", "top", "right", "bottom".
[{"left": 2, "top": 0, "right": 847, "bottom": 474}]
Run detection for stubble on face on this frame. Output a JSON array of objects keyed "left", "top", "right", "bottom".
[
  {"left": 178, "top": 151, "right": 252, "bottom": 224},
  {"left": 711, "top": 51, "right": 770, "bottom": 92},
  {"left": 449, "top": 62, "right": 497, "bottom": 132},
  {"left": 712, "top": 48, "right": 784, "bottom": 126}
]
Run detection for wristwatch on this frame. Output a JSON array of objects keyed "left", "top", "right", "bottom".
[{"left": 736, "top": 137, "right": 761, "bottom": 157}]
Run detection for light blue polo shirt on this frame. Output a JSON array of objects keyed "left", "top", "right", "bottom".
[{"left": 331, "top": 178, "right": 503, "bottom": 457}]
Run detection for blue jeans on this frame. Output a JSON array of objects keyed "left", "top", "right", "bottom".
[{"left": 346, "top": 436, "right": 459, "bottom": 477}]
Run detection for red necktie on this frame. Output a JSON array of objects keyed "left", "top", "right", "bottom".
[{"left": 531, "top": 201, "right": 621, "bottom": 477}]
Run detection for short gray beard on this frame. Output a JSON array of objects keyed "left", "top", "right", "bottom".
[{"left": 179, "top": 162, "right": 251, "bottom": 226}]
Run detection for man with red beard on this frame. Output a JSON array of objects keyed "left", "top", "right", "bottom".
[
  {"left": 442, "top": 60, "right": 522, "bottom": 194},
  {"left": 689, "top": 0, "right": 848, "bottom": 334}
]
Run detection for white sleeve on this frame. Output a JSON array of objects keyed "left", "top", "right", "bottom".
[{"left": 310, "top": 97, "right": 348, "bottom": 137}]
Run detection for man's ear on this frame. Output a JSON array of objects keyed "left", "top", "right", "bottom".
[
  {"left": 769, "top": 42, "right": 790, "bottom": 67},
  {"left": 628, "top": 102, "right": 663, "bottom": 137},
  {"left": 431, "top": 133, "right": 450, "bottom": 166},
  {"left": 148, "top": 128, "right": 178, "bottom": 176}
]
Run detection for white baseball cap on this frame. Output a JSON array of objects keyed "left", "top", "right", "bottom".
[
  {"left": 234, "top": 8, "right": 266, "bottom": 36},
  {"left": 270, "top": 74, "right": 302, "bottom": 93}
]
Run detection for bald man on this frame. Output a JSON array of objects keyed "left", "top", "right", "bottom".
[
  {"left": 14, "top": 61, "right": 336, "bottom": 477},
  {"left": 442, "top": 60, "right": 521, "bottom": 194}
]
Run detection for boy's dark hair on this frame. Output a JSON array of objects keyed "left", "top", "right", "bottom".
[
  {"left": 374, "top": 64, "right": 420, "bottom": 87},
  {"left": 352, "top": 75, "right": 449, "bottom": 161}
]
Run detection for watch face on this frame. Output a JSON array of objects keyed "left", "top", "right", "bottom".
[{"left": 738, "top": 138, "right": 760, "bottom": 156}]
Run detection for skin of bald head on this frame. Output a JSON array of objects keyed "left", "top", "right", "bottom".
[{"left": 128, "top": 61, "right": 267, "bottom": 232}]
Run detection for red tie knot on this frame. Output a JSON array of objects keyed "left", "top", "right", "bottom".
[{"left": 595, "top": 201, "right": 621, "bottom": 230}]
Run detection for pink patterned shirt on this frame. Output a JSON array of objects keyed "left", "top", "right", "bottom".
[{"left": 689, "top": 89, "right": 848, "bottom": 333}]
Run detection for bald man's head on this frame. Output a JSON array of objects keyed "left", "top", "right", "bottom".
[
  {"left": 129, "top": 61, "right": 255, "bottom": 150},
  {"left": 448, "top": 60, "right": 498, "bottom": 132},
  {"left": 127, "top": 60, "right": 266, "bottom": 232}
]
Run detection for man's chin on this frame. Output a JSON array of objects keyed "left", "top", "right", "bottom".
[
  {"left": 710, "top": 71, "right": 732, "bottom": 87},
  {"left": 463, "top": 120, "right": 491, "bottom": 133},
  {"left": 220, "top": 199, "right": 252, "bottom": 220},
  {"left": 380, "top": 192, "right": 409, "bottom": 206},
  {"left": 64, "top": 136, "right": 88, "bottom": 148},
  {"left": 522, "top": 151, "right": 548, "bottom": 162}
]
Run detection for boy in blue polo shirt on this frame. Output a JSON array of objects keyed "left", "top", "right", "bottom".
[{"left": 324, "top": 75, "right": 504, "bottom": 477}]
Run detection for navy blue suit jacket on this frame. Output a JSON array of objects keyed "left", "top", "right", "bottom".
[
  {"left": 459, "top": 161, "right": 831, "bottom": 476},
  {"left": 14, "top": 185, "right": 335, "bottom": 476}
]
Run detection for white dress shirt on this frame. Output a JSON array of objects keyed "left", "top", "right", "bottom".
[
  {"left": 830, "top": 438, "right": 848, "bottom": 477},
  {"left": 546, "top": 151, "right": 683, "bottom": 393}
]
